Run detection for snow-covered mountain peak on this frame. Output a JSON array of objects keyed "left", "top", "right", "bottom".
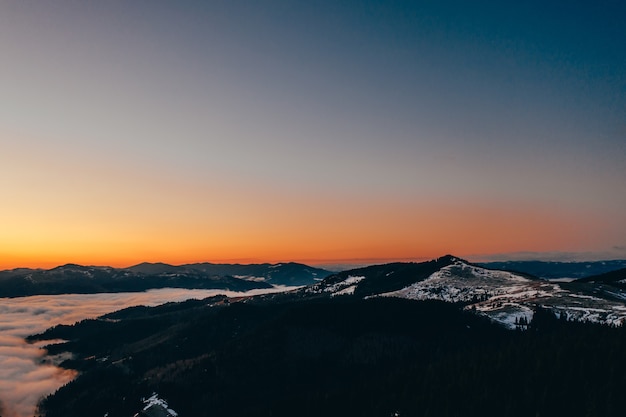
[
  {"left": 436, "top": 260, "right": 531, "bottom": 284},
  {"left": 301, "top": 256, "right": 626, "bottom": 329},
  {"left": 375, "top": 259, "right": 626, "bottom": 329},
  {"left": 378, "top": 261, "right": 535, "bottom": 305}
]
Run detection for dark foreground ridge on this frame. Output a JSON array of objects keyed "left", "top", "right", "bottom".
[{"left": 29, "top": 255, "right": 626, "bottom": 417}]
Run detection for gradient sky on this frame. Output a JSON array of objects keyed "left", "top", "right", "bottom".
[{"left": 1, "top": 0, "right": 625, "bottom": 268}]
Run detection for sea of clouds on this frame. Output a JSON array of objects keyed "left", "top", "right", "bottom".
[{"left": 0, "top": 287, "right": 292, "bottom": 417}]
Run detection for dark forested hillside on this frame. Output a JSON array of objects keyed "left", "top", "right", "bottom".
[
  {"left": 32, "top": 294, "right": 626, "bottom": 417},
  {"left": 577, "top": 268, "right": 626, "bottom": 286}
]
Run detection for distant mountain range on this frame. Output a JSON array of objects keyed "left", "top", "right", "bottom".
[
  {"left": 478, "top": 260, "right": 626, "bottom": 279},
  {"left": 3, "top": 258, "right": 625, "bottom": 299},
  {"left": 0, "top": 262, "right": 331, "bottom": 297},
  {"left": 31, "top": 254, "right": 626, "bottom": 417}
]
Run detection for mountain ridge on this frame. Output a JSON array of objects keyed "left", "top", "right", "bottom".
[
  {"left": 0, "top": 262, "right": 332, "bottom": 298},
  {"left": 304, "top": 255, "right": 626, "bottom": 328},
  {"left": 478, "top": 260, "right": 626, "bottom": 279},
  {"left": 29, "top": 255, "right": 626, "bottom": 417}
]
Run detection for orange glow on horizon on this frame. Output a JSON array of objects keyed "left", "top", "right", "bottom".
[
  {"left": 0, "top": 194, "right": 608, "bottom": 270},
  {"left": 2, "top": 133, "right": 616, "bottom": 270}
]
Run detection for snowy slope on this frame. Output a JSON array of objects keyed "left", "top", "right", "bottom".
[
  {"left": 305, "top": 275, "right": 366, "bottom": 297},
  {"left": 376, "top": 259, "right": 626, "bottom": 329},
  {"left": 139, "top": 393, "right": 178, "bottom": 417},
  {"left": 379, "top": 261, "right": 535, "bottom": 303}
]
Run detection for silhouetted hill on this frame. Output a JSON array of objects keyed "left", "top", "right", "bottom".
[
  {"left": 577, "top": 268, "right": 626, "bottom": 286},
  {"left": 183, "top": 261, "right": 331, "bottom": 286},
  {"left": 127, "top": 262, "right": 183, "bottom": 275}
]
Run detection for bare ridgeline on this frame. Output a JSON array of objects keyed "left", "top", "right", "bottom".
[{"left": 16, "top": 255, "right": 626, "bottom": 417}]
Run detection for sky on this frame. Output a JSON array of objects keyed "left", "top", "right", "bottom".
[{"left": 1, "top": 0, "right": 625, "bottom": 268}]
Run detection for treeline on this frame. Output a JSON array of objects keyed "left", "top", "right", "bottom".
[{"left": 37, "top": 297, "right": 626, "bottom": 417}]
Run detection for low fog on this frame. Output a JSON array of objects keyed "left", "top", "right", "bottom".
[{"left": 0, "top": 287, "right": 291, "bottom": 417}]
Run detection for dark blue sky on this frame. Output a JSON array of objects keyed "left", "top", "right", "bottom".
[{"left": 1, "top": 0, "right": 625, "bottom": 266}]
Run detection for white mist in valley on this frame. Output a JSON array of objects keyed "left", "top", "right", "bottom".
[{"left": 0, "top": 287, "right": 293, "bottom": 417}]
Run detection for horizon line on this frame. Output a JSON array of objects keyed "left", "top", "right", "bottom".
[{"left": 3, "top": 251, "right": 626, "bottom": 271}]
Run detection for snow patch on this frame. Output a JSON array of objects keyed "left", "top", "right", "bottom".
[
  {"left": 327, "top": 275, "right": 364, "bottom": 291},
  {"left": 306, "top": 275, "right": 365, "bottom": 296},
  {"left": 137, "top": 393, "right": 178, "bottom": 417},
  {"left": 233, "top": 275, "right": 266, "bottom": 282},
  {"left": 472, "top": 303, "right": 534, "bottom": 330},
  {"left": 331, "top": 285, "right": 357, "bottom": 297}
]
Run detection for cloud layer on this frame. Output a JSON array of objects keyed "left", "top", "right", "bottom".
[{"left": 0, "top": 287, "right": 290, "bottom": 417}]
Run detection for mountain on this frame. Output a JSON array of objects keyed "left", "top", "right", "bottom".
[
  {"left": 126, "top": 262, "right": 183, "bottom": 275},
  {"left": 0, "top": 267, "right": 41, "bottom": 278},
  {"left": 181, "top": 261, "right": 330, "bottom": 286},
  {"left": 571, "top": 268, "right": 626, "bottom": 302},
  {"left": 30, "top": 256, "right": 626, "bottom": 417},
  {"left": 478, "top": 260, "right": 626, "bottom": 280},
  {"left": 305, "top": 255, "right": 626, "bottom": 328},
  {"left": 124, "top": 261, "right": 330, "bottom": 286},
  {"left": 577, "top": 267, "right": 626, "bottom": 285},
  {"left": 0, "top": 262, "right": 331, "bottom": 297},
  {"left": 306, "top": 254, "right": 461, "bottom": 298}
]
